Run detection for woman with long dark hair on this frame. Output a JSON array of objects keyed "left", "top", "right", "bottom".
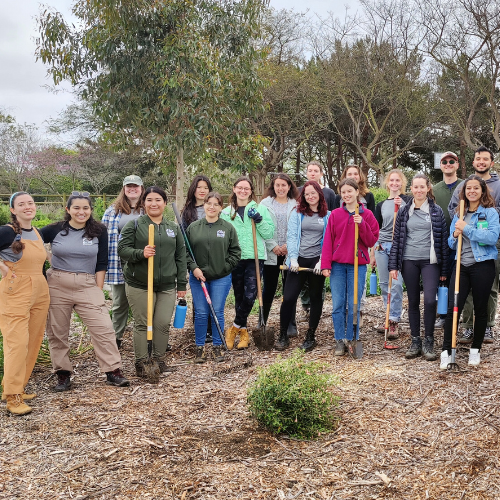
[
  {"left": 102, "top": 175, "right": 145, "bottom": 349},
  {"left": 441, "top": 175, "right": 500, "bottom": 368},
  {"left": 276, "top": 181, "right": 330, "bottom": 352},
  {"left": 180, "top": 175, "right": 212, "bottom": 231},
  {"left": 0, "top": 192, "right": 50, "bottom": 415},
  {"left": 42, "top": 193, "right": 129, "bottom": 392},
  {"left": 221, "top": 176, "right": 274, "bottom": 350}
]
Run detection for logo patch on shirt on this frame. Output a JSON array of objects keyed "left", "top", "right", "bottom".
[
  {"left": 217, "top": 230, "right": 225, "bottom": 238},
  {"left": 425, "top": 215, "right": 430, "bottom": 222},
  {"left": 318, "top": 218, "right": 324, "bottom": 225},
  {"left": 83, "top": 238, "right": 93, "bottom": 246},
  {"left": 166, "top": 228, "right": 175, "bottom": 238}
]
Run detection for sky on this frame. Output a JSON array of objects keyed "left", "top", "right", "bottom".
[{"left": 0, "top": 0, "right": 359, "bottom": 140}]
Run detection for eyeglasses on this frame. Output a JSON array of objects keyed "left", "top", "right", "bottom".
[
  {"left": 204, "top": 202, "right": 221, "bottom": 208},
  {"left": 235, "top": 187, "right": 251, "bottom": 192},
  {"left": 71, "top": 191, "right": 90, "bottom": 197},
  {"left": 441, "top": 160, "right": 456, "bottom": 165}
]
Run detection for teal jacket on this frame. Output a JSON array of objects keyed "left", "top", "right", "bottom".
[{"left": 220, "top": 200, "right": 274, "bottom": 260}]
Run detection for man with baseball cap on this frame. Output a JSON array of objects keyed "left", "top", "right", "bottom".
[{"left": 433, "top": 151, "right": 462, "bottom": 328}]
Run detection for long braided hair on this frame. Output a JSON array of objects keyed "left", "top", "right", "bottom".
[{"left": 9, "top": 191, "right": 31, "bottom": 254}]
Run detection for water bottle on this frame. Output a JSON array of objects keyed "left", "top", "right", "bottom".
[
  {"left": 437, "top": 283, "right": 448, "bottom": 315},
  {"left": 173, "top": 299, "right": 188, "bottom": 328},
  {"left": 477, "top": 214, "right": 488, "bottom": 246},
  {"left": 369, "top": 270, "right": 378, "bottom": 295}
]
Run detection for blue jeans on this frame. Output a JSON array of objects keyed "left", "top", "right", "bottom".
[
  {"left": 189, "top": 273, "right": 232, "bottom": 346},
  {"left": 375, "top": 242, "right": 404, "bottom": 322},
  {"left": 331, "top": 262, "right": 367, "bottom": 341}
]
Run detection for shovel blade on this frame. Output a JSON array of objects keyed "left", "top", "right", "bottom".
[
  {"left": 254, "top": 325, "right": 274, "bottom": 351},
  {"left": 347, "top": 339, "right": 363, "bottom": 359}
]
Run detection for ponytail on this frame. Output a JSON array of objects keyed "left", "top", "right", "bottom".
[{"left": 10, "top": 214, "right": 25, "bottom": 254}]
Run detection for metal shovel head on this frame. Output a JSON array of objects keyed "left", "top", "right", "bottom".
[
  {"left": 447, "top": 348, "right": 460, "bottom": 371},
  {"left": 254, "top": 324, "right": 275, "bottom": 351},
  {"left": 144, "top": 358, "right": 160, "bottom": 384},
  {"left": 347, "top": 339, "right": 363, "bottom": 359}
]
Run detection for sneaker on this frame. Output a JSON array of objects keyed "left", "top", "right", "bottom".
[
  {"left": 405, "top": 337, "right": 422, "bottom": 359},
  {"left": 387, "top": 321, "right": 399, "bottom": 340},
  {"left": 458, "top": 327, "right": 474, "bottom": 344},
  {"left": 468, "top": 348, "right": 480, "bottom": 366},
  {"left": 334, "top": 340, "right": 346, "bottom": 356},
  {"left": 377, "top": 324, "right": 386, "bottom": 334},
  {"left": 106, "top": 368, "right": 130, "bottom": 387},
  {"left": 434, "top": 317, "right": 446, "bottom": 329},
  {"left": 194, "top": 346, "right": 206, "bottom": 364},
  {"left": 440, "top": 350, "right": 452, "bottom": 370},
  {"left": 5, "top": 395, "right": 32, "bottom": 416},
  {"left": 213, "top": 346, "right": 225, "bottom": 363},
  {"left": 422, "top": 337, "right": 437, "bottom": 361},
  {"left": 54, "top": 371, "right": 72, "bottom": 392},
  {"left": 483, "top": 327, "right": 494, "bottom": 344}
]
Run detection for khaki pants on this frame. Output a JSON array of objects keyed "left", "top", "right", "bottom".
[
  {"left": 125, "top": 284, "right": 175, "bottom": 362},
  {"left": 46, "top": 269, "right": 122, "bottom": 373}
]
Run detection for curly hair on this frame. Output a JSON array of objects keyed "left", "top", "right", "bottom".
[
  {"left": 264, "top": 173, "right": 299, "bottom": 200},
  {"left": 457, "top": 175, "right": 495, "bottom": 211},
  {"left": 61, "top": 195, "right": 105, "bottom": 239},
  {"left": 9, "top": 192, "right": 31, "bottom": 254},
  {"left": 297, "top": 181, "right": 328, "bottom": 217},
  {"left": 229, "top": 176, "right": 256, "bottom": 220},
  {"left": 340, "top": 165, "right": 369, "bottom": 197},
  {"left": 181, "top": 175, "right": 213, "bottom": 227}
]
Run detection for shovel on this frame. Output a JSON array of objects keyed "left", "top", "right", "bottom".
[
  {"left": 251, "top": 219, "right": 274, "bottom": 350},
  {"left": 347, "top": 204, "right": 363, "bottom": 359},
  {"left": 448, "top": 199, "right": 465, "bottom": 371},
  {"left": 279, "top": 265, "right": 314, "bottom": 272}
]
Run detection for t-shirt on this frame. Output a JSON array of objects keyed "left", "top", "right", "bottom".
[
  {"left": 379, "top": 198, "right": 407, "bottom": 243},
  {"left": 118, "top": 210, "right": 141, "bottom": 232},
  {"left": 461, "top": 211, "right": 476, "bottom": 267},
  {"left": 196, "top": 205, "right": 206, "bottom": 220},
  {"left": 0, "top": 226, "right": 40, "bottom": 263},
  {"left": 403, "top": 208, "right": 432, "bottom": 261},
  {"left": 271, "top": 199, "right": 289, "bottom": 246},
  {"left": 40, "top": 222, "right": 108, "bottom": 275},
  {"left": 299, "top": 213, "right": 325, "bottom": 258}
]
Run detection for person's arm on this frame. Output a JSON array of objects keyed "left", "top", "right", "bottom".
[
  {"left": 95, "top": 270, "right": 105, "bottom": 289},
  {"left": 388, "top": 211, "right": 403, "bottom": 272},
  {"left": 118, "top": 220, "right": 147, "bottom": 263},
  {"left": 448, "top": 184, "right": 461, "bottom": 221},
  {"left": 366, "top": 192, "right": 376, "bottom": 213},
  {"left": 226, "top": 226, "right": 241, "bottom": 271},
  {"left": 438, "top": 210, "right": 449, "bottom": 278},
  {"left": 185, "top": 225, "right": 198, "bottom": 273},
  {"left": 95, "top": 228, "right": 109, "bottom": 273},
  {"left": 320, "top": 213, "right": 335, "bottom": 271},
  {"left": 254, "top": 205, "right": 275, "bottom": 240},
  {"left": 358, "top": 211, "right": 379, "bottom": 248},
  {"left": 448, "top": 215, "right": 459, "bottom": 250},
  {"left": 374, "top": 201, "right": 383, "bottom": 229},
  {"left": 464, "top": 209, "right": 500, "bottom": 245},
  {"left": 175, "top": 227, "right": 187, "bottom": 293},
  {"left": 39, "top": 222, "right": 63, "bottom": 245},
  {"left": 286, "top": 211, "right": 299, "bottom": 260}
]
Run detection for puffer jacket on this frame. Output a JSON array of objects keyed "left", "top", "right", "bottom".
[{"left": 388, "top": 198, "right": 449, "bottom": 276}]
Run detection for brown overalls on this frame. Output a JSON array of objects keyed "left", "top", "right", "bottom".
[{"left": 0, "top": 229, "right": 50, "bottom": 395}]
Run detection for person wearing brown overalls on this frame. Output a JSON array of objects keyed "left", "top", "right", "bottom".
[{"left": 0, "top": 192, "right": 50, "bottom": 415}]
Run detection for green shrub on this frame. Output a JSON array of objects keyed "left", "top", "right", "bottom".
[
  {"left": 247, "top": 350, "right": 340, "bottom": 439},
  {"left": 371, "top": 186, "right": 388, "bottom": 205},
  {"left": 0, "top": 205, "right": 10, "bottom": 225},
  {"left": 93, "top": 197, "right": 106, "bottom": 220}
]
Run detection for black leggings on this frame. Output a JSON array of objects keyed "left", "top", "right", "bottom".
[
  {"left": 401, "top": 259, "right": 440, "bottom": 338},
  {"left": 442, "top": 259, "right": 495, "bottom": 352},
  {"left": 262, "top": 255, "right": 294, "bottom": 322},
  {"left": 280, "top": 256, "right": 325, "bottom": 332},
  {"left": 231, "top": 259, "right": 263, "bottom": 328}
]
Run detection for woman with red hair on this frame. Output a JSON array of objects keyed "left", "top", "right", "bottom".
[{"left": 276, "top": 181, "right": 331, "bottom": 352}]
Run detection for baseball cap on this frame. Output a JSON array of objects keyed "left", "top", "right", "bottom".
[
  {"left": 440, "top": 151, "right": 459, "bottom": 162},
  {"left": 123, "top": 175, "right": 143, "bottom": 186}
]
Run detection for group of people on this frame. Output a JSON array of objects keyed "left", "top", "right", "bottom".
[{"left": 1, "top": 145, "right": 499, "bottom": 416}]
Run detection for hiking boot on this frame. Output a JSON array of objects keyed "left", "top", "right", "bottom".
[
  {"left": 287, "top": 318, "right": 298, "bottom": 338},
  {"left": 388, "top": 320, "right": 399, "bottom": 340},
  {"left": 434, "top": 317, "right": 446, "bottom": 329},
  {"left": 194, "top": 346, "right": 207, "bottom": 364},
  {"left": 301, "top": 328, "right": 317, "bottom": 352},
  {"left": 468, "top": 348, "right": 481, "bottom": 366},
  {"left": 2, "top": 391, "right": 36, "bottom": 401},
  {"left": 422, "top": 337, "right": 437, "bottom": 361},
  {"left": 440, "top": 350, "right": 452, "bottom": 370},
  {"left": 458, "top": 327, "right": 473, "bottom": 344},
  {"left": 156, "top": 360, "right": 177, "bottom": 373},
  {"left": 483, "top": 327, "right": 494, "bottom": 344},
  {"left": 275, "top": 328, "right": 290, "bottom": 351},
  {"left": 213, "top": 346, "right": 225, "bottom": 362},
  {"left": 236, "top": 328, "right": 250, "bottom": 349},
  {"left": 116, "top": 338, "right": 122, "bottom": 349},
  {"left": 106, "top": 369, "right": 130, "bottom": 387},
  {"left": 225, "top": 325, "right": 239, "bottom": 350},
  {"left": 334, "top": 340, "right": 346, "bottom": 356},
  {"left": 5, "top": 395, "right": 32, "bottom": 416},
  {"left": 377, "top": 324, "right": 386, "bottom": 334},
  {"left": 54, "top": 371, "right": 72, "bottom": 392},
  {"left": 135, "top": 361, "right": 146, "bottom": 378},
  {"left": 405, "top": 337, "right": 422, "bottom": 359}
]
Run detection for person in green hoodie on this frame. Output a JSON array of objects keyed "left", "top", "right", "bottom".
[
  {"left": 186, "top": 192, "right": 241, "bottom": 363},
  {"left": 118, "top": 186, "right": 187, "bottom": 376},
  {"left": 221, "top": 176, "right": 274, "bottom": 350}
]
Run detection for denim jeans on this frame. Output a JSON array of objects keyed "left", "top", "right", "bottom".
[
  {"left": 331, "top": 262, "right": 367, "bottom": 341},
  {"left": 189, "top": 273, "right": 232, "bottom": 346},
  {"left": 375, "top": 242, "right": 404, "bottom": 322}
]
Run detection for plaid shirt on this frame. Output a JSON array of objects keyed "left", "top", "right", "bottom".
[{"left": 102, "top": 204, "right": 144, "bottom": 284}]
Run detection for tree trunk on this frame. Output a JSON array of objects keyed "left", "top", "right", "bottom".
[
  {"left": 176, "top": 147, "right": 185, "bottom": 209},
  {"left": 295, "top": 145, "right": 301, "bottom": 186},
  {"left": 460, "top": 136, "right": 467, "bottom": 179}
]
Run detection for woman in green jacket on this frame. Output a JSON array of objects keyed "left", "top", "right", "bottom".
[
  {"left": 186, "top": 192, "right": 241, "bottom": 363},
  {"left": 118, "top": 186, "right": 187, "bottom": 376},
  {"left": 220, "top": 176, "right": 274, "bottom": 349}
]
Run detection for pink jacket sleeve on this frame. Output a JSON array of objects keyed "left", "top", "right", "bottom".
[
  {"left": 321, "top": 212, "right": 335, "bottom": 270},
  {"left": 358, "top": 210, "right": 379, "bottom": 248}
]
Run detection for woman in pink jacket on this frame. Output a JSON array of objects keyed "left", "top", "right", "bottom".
[{"left": 322, "top": 178, "right": 379, "bottom": 356}]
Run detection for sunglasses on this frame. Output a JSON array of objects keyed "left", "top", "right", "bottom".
[
  {"left": 441, "top": 160, "right": 456, "bottom": 165},
  {"left": 71, "top": 191, "right": 91, "bottom": 197}
]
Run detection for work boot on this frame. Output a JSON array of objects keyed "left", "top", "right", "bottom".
[
  {"left": 388, "top": 320, "right": 399, "bottom": 340},
  {"left": 194, "top": 346, "right": 207, "bottom": 364},
  {"left": 377, "top": 324, "right": 386, "bottom": 334},
  {"left": 135, "top": 361, "right": 146, "bottom": 378},
  {"left": 156, "top": 359, "right": 177, "bottom": 373},
  {"left": 458, "top": 327, "right": 473, "bottom": 344},
  {"left": 225, "top": 325, "right": 239, "bottom": 350},
  {"left": 483, "top": 327, "right": 494, "bottom": 344},
  {"left": 5, "top": 395, "right": 32, "bottom": 416},
  {"left": 334, "top": 340, "right": 346, "bottom": 356},
  {"left": 106, "top": 368, "right": 130, "bottom": 387},
  {"left": 275, "top": 328, "right": 290, "bottom": 351},
  {"left": 236, "top": 328, "right": 250, "bottom": 349},
  {"left": 2, "top": 391, "right": 36, "bottom": 401},
  {"left": 422, "top": 337, "right": 437, "bottom": 361},
  {"left": 213, "top": 346, "right": 225, "bottom": 363},
  {"left": 301, "top": 328, "right": 317, "bottom": 352},
  {"left": 287, "top": 317, "right": 298, "bottom": 337},
  {"left": 405, "top": 336, "right": 422, "bottom": 359},
  {"left": 116, "top": 338, "right": 122, "bottom": 349},
  {"left": 54, "top": 370, "right": 72, "bottom": 392}
]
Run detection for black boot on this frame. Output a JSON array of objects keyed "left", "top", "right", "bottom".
[
  {"left": 405, "top": 336, "right": 422, "bottom": 359},
  {"left": 54, "top": 370, "right": 72, "bottom": 392},
  {"left": 301, "top": 328, "right": 317, "bottom": 352},
  {"left": 287, "top": 316, "right": 298, "bottom": 337},
  {"left": 422, "top": 337, "right": 437, "bottom": 361},
  {"left": 275, "top": 327, "right": 290, "bottom": 351}
]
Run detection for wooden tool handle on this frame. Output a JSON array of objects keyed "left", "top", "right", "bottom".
[
  {"left": 251, "top": 220, "right": 263, "bottom": 307},
  {"left": 353, "top": 204, "right": 359, "bottom": 305},
  {"left": 451, "top": 200, "right": 465, "bottom": 344},
  {"left": 147, "top": 224, "right": 154, "bottom": 341}
]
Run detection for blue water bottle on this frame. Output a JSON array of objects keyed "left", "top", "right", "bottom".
[
  {"left": 369, "top": 270, "right": 378, "bottom": 295},
  {"left": 173, "top": 299, "right": 188, "bottom": 328},
  {"left": 437, "top": 283, "right": 448, "bottom": 315}
]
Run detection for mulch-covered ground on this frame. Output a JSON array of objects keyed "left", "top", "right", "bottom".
[{"left": 1, "top": 294, "right": 500, "bottom": 500}]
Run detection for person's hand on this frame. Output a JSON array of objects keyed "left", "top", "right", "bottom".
[
  {"left": 272, "top": 246, "right": 281, "bottom": 255},
  {"left": 440, "top": 276, "right": 447, "bottom": 281},
  {"left": 353, "top": 214, "right": 362, "bottom": 224},
  {"left": 177, "top": 290, "right": 187, "bottom": 298},
  {"left": 322, "top": 269, "right": 331, "bottom": 277},
  {"left": 390, "top": 270, "right": 398, "bottom": 280},
  {"left": 193, "top": 268, "right": 205, "bottom": 282},
  {"left": 394, "top": 196, "right": 402, "bottom": 207},
  {"left": 280, "top": 244, "right": 287, "bottom": 255},
  {"left": 247, "top": 208, "right": 263, "bottom": 223},
  {"left": 0, "top": 261, "right": 9, "bottom": 279},
  {"left": 313, "top": 259, "right": 322, "bottom": 275},
  {"left": 455, "top": 219, "right": 467, "bottom": 232},
  {"left": 370, "top": 254, "right": 377, "bottom": 267},
  {"left": 290, "top": 258, "right": 299, "bottom": 273},
  {"left": 143, "top": 245, "right": 156, "bottom": 258}
]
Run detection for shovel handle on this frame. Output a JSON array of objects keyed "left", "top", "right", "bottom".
[
  {"left": 279, "top": 265, "right": 314, "bottom": 272},
  {"left": 451, "top": 200, "right": 465, "bottom": 349},
  {"left": 147, "top": 224, "right": 154, "bottom": 342},
  {"left": 251, "top": 220, "right": 263, "bottom": 307}
]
